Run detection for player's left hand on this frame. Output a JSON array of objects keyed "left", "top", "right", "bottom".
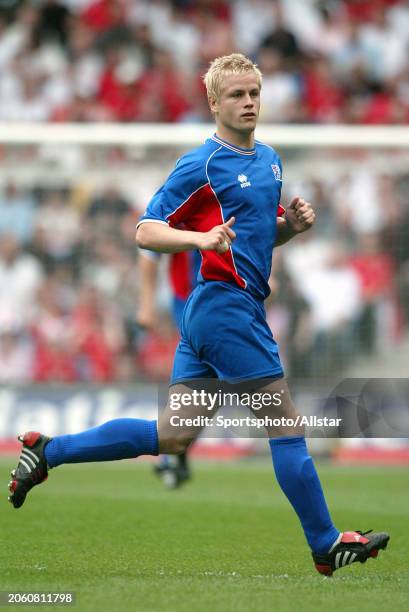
[{"left": 285, "top": 197, "right": 316, "bottom": 234}]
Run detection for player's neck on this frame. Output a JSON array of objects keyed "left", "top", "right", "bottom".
[{"left": 215, "top": 127, "right": 255, "bottom": 150}]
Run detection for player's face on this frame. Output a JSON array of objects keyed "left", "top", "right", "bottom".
[{"left": 210, "top": 72, "right": 261, "bottom": 135}]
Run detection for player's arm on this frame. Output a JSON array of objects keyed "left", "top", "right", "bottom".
[
  {"left": 136, "top": 252, "right": 160, "bottom": 330},
  {"left": 136, "top": 218, "right": 236, "bottom": 254},
  {"left": 275, "top": 197, "right": 316, "bottom": 246},
  {"left": 136, "top": 156, "right": 236, "bottom": 254}
]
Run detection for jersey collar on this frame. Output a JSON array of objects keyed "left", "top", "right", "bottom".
[{"left": 211, "top": 134, "right": 256, "bottom": 156}]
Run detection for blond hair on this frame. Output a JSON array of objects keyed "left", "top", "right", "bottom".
[{"left": 203, "top": 53, "right": 262, "bottom": 102}]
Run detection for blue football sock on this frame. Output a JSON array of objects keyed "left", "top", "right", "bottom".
[
  {"left": 45, "top": 419, "right": 159, "bottom": 468},
  {"left": 269, "top": 436, "right": 339, "bottom": 554}
]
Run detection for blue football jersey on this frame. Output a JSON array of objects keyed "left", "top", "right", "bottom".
[{"left": 138, "top": 134, "right": 284, "bottom": 300}]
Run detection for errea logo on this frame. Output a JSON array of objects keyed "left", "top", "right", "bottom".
[{"left": 238, "top": 174, "right": 251, "bottom": 188}]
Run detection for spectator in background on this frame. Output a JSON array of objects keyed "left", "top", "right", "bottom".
[
  {"left": 300, "top": 244, "right": 363, "bottom": 375},
  {"left": 349, "top": 232, "right": 396, "bottom": 353},
  {"left": 282, "top": 229, "right": 334, "bottom": 295},
  {"left": 233, "top": 0, "right": 279, "bottom": 56},
  {"left": 148, "top": 6, "right": 200, "bottom": 74},
  {"left": 389, "top": 0, "right": 409, "bottom": 45},
  {"left": 0, "top": 326, "right": 34, "bottom": 383},
  {"left": 82, "top": 239, "right": 128, "bottom": 297},
  {"left": 33, "top": 335, "right": 76, "bottom": 381},
  {"left": 258, "top": 47, "right": 302, "bottom": 123},
  {"left": 358, "top": 5, "right": 407, "bottom": 84},
  {"left": 31, "top": 277, "right": 73, "bottom": 349},
  {"left": 311, "top": 4, "right": 351, "bottom": 59},
  {"left": 36, "top": 0, "right": 72, "bottom": 47},
  {"left": 308, "top": 180, "right": 336, "bottom": 239},
  {"left": 302, "top": 54, "right": 344, "bottom": 123},
  {"left": 332, "top": 170, "right": 392, "bottom": 238},
  {"left": 66, "top": 17, "right": 103, "bottom": 99},
  {"left": 0, "top": 3, "right": 39, "bottom": 70},
  {"left": 0, "top": 64, "right": 51, "bottom": 122},
  {"left": 135, "top": 48, "right": 190, "bottom": 122},
  {"left": 31, "top": 276, "right": 77, "bottom": 382},
  {"left": 266, "top": 255, "right": 314, "bottom": 378},
  {"left": 0, "top": 181, "right": 35, "bottom": 245},
  {"left": 193, "top": 5, "right": 234, "bottom": 66},
  {"left": 34, "top": 188, "right": 81, "bottom": 269},
  {"left": 81, "top": 0, "right": 125, "bottom": 36},
  {"left": 70, "top": 284, "right": 126, "bottom": 381},
  {"left": 87, "top": 185, "right": 130, "bottom": 219},
  {"left": 97, "top": 46, "right": 141, "bottom": 121},
  {"left": 86, "top": 186, "right": 133, "bottom": 247},
  {"left": 260, "top": 0, "right": 301, "bottom": 67},
  {"left": 0, "top": 233, "right": 43, "bottom": 326}
]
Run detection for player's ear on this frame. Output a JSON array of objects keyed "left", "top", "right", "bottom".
[{"left": 209, "top": 96, "right": 219, "bottom": 115}]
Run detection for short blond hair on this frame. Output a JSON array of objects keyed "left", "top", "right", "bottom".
[{"left": 203, "top": 53, "right": 262, "bottom": 102}]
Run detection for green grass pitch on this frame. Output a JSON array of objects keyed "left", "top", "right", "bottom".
[{"left": 0, "top": 459, "right": 408, "bottom": 611}]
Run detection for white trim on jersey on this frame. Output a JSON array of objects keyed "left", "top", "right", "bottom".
[
  {"left": 136, "top": 218, "right": 169, "bottom": 230},
  {"left": 212, "top": 135, "right": 256, "bottom": 156}
]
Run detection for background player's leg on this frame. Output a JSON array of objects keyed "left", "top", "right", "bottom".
[
  {"left": 249, "top": 378, "right": 340, "bottom": 554},
  {"left": 154, "top": 451, "right": 191, "bottom": 489}
]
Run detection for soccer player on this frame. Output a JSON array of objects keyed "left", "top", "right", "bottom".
[{"left": 8, "top": 54, "right": 389, "bottom": 576}]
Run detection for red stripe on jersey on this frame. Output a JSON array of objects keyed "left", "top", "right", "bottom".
[
  {"left": 277, "top": 203, "right": 285, "bottom": 217},
  {"left": 169, "top": 251, "right": 191, "bottom": 300},
  {"left": 167, "top": 183, "right": 246, "bottom": 289}
]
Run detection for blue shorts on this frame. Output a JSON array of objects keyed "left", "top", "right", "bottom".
[
  {"left": 171, "top": 281, "right": 284, "bottom": 384},
  {"left": 172, "top": 296, "right": 186, "bottom": 334}
]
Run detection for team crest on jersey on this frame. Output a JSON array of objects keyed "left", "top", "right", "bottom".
[
  {"left": 271, "top": 164, "right": 282, "bottom": 181},
  {"left": 238, "top": 174, "right": 251, "bottom": 188}
]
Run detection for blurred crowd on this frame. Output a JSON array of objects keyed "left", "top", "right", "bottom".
[
  {"left": 0, "top": 0, "right": 408, "bottom": 124},
  {"left": 0, "top": 165, "right": 408, "bottom": 383}
]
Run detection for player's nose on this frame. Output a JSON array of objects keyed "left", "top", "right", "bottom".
[{"left": 243, "top": 93, "right": 254, "bottom": 107}]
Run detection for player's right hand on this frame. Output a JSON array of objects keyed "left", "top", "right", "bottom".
[{"left": 197, "top": 217, "right": 236, "bottom": 253}]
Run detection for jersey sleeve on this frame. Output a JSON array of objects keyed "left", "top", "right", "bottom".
[{"left": 137, "top": 155, "right": 207, "bottom": 229}]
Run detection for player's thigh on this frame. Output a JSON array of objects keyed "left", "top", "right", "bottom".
[
  {"left": 248, "top": 377, "right": 304, "bottom": 438},
  {"left": 184, "top": 284, "right": 284, "bottom": 383},
  {"left": 158, "top": 383, "right": 219, "bottom": 453}
]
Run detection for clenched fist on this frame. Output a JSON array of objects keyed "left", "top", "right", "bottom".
[
  {"left": 197, "top": 217, "right": 237, "bottom": 254},
  {"left": 284, "top": 197, "right": 316, "bottom": 234}
]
